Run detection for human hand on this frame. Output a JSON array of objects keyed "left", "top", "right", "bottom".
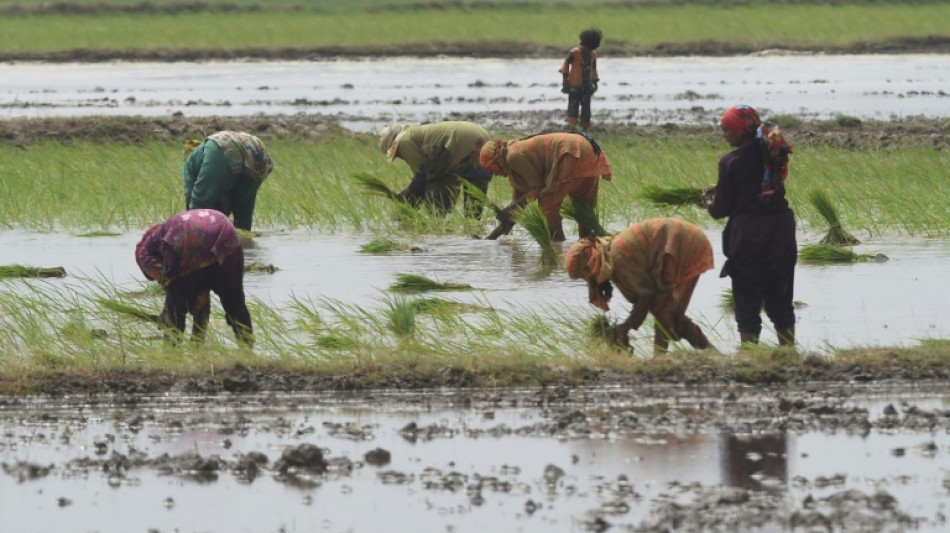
[
  {"left": 697, "top": 187, "right": 715, "bottom": 207},
  {"left": 486, "top": 220, "right": 514, "bottom": 240},
  {"left": 611, "top": 324, "right": 631, "bottom": 348},
  {"left": 496, "top": 205, "right": 516, "bottom": 225},
  {"left": 561, "top": 84, "right": 570, "bottom": 94}
]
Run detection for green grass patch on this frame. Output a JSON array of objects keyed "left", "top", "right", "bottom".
[
  {"left": 799, "top": 243, "right": 882, "bottom": 264},
  {"left": 1, "top": 4, "right": 948, "bottom": 55},
  {"left": 637, "top": 185, "right": 709, "bottom": 207}
]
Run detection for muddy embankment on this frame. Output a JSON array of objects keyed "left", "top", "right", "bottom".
[{"left": 3, "top": 114, "right": 950, "bottom": 151}]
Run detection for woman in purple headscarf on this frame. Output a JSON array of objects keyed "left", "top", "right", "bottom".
[{"left": 135, "top": 209, "right": 253, "bottom": 346}]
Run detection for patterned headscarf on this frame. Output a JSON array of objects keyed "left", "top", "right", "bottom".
[
  {"left": 478, "top": 140, "right": 508, "bottom": 175},
  {"left": 378, "top": 125, "right": 405, "bottom": 161},
  {"left": 182, "top": 139, "right": 202, "bottom": 161},
  {"left": 720, "top": 104, "right": 762, "bottom": 134},
  {"left": 565, "top": 236, "right": 615, "bottom": 310},
  {"left": 756, "top": 122, "right": 793, "bottom": 198}
]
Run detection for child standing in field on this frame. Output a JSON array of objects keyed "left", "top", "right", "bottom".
[{"left": 560, "top": 28, "right": 602, "bottom": 129}]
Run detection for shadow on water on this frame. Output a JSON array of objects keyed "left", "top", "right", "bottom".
[{"left": 2, "top": 385, "right": 949, "bottom": 532}]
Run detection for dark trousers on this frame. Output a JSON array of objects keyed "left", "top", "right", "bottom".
[
  {"left": 162, "top": 248, "right": 253, "bottom": 345},
  {"left": 566, "top": 90, "right": 593, "bottom": 127},
  {"left": 729, "top": 248, "right": 797, "bottom": 336},
  {"left": 404, "top": 165, "right": 492, "bottom": 218}
]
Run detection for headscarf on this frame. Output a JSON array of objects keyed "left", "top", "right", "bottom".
[
  {"left": 720, "top": 104, "right": 762, "bottom": 134},
  {"left": 182, "top": 139, "right": 202, "bottom": 161},
  {"left": 565, "top": 236, "right": 615, "bottom": 311},
  {"left": 478, "top": 139, "right": 509, "bottom": 175},
  {"left": 378, "top": 125, "right": 405, "bottom": 161},
  {"left": 756, "top": 122, "right": 792, "bottom": 198}
]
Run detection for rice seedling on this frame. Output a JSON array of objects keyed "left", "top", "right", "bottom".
[
  {"left": 809, "top": 189, "right": 860, "bottom": 245},
  {"left": 513, "top": 201, "right": 559, "bottom": 268},
  {"left": 359, "top": 239, "right": 418, "bottom": 254},
  {"left": 460, "top": 180, "right": 502, "bottom": 217},
  {"left": 411, "top": 297, "right": 488, "bottom": 315},
  {"left": 97, "top": 297, "right": 161, "bottom": 323},
  {"left": 587, "top": 314, "right": 615, "bottom": 342},
  {"left": 0, "top": 265, "right": 66, "bottom": 278},
  {"left": 75, "top": 231, "right": 121, "bottom": 237},
  {"left": 352, "top": 172, "right": 400, "bottom": 200},
  {"left": 561, "top": 197, "right": 609, "bottom": 237},
  {"left": 389, "top": 273, "right": 473, "bottom": 294},
  {"left": 719, "top": 290, "right": 735, "bottom": 310},
  {"left": 387, "top": 298, "right": 416, "bottom": 337},
  {"left": 244, "top": 262, "right": 279, "bottom": 274},
  {"left": 637, "top": 185, "right": 709, "bottom": 207},
  {"left": 799, "top": 243, "right": 879, "bottom": 264}
]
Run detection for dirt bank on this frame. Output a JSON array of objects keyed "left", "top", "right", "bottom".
[{"left": 2, "top": 114, "right": 949, "bottom": 151}]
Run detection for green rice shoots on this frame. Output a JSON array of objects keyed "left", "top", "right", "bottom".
[
  {"left": 0, "top": 265, "right": 66, "bottom": 278},
  {"left": 98, "top": 298, "right": 161, "bottom": 323},
  {"left": 561, "top": 197, "right": 608, "bottom": 237},
  {"left": 809, "top": 189, "right": 860, "bottom": 245},
  {"left": 360, "top": 239, "right": 418, "bottom": 254},
  {"left": 638, "top": 185, "right": 709, "bottom": 207},
  {"left": 353, "top": 172, "right": 400, "bottom": 200},
  {"left": 460, "top": 180, "right": 502, "bottom": 216},
  {"left": 514, "top": 201, "right": 558, "bottom": 268},
  {"left": 389, "top": 273, "right": 473, "bottom": 293},
  {"left": 799, "top": 243, "right": 881, "bottom": 263}
]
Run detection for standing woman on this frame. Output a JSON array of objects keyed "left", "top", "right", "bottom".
[
  {"left": 707, "top": 104, "right": 796, "bottom": 346},
  {"left": 183, "top": 130, "right": 274, "bottom": 231},
  {"left": 136, "top": 209, "right": 253, "bottom": 346}
]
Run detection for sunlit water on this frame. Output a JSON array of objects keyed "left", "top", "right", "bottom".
[
  {"left": 1, "top": 228, "right": 948, "bottom": 354},
  {"left": 2, "top": 387, "right": 949, "bottom": 533},
  {"left": 2, "top": 55, "right": 948, "bottom": 131}
]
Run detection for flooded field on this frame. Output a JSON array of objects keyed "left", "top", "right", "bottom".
[
  {"left": 2, "top": 54, "right": 949, "bottom": 131},
  {"left": 3, "top": 384, "right": 950, "bottom": 533},
  {"left": 1, "top": 229, "right": 948, "bottom": 354}
]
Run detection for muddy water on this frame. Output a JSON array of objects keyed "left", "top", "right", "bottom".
[
  {"left": 1, "top": 229, "right": 948, "bottom": 353},
  {"left": 2, "top": 55, "right": 949, "bottom": 131},
  {"left": 2, "top": 385, "right": 949, "bottom": 533}
]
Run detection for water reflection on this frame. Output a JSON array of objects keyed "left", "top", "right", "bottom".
[{"left": 719, "top": 433, "right": 788, "bottom": 491}]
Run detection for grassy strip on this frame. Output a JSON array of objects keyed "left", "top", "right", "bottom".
[
  {"left": 0, "top": 281, "right": 949, "bottom": 395},
  {"left": 1, "top": 4, "right": 948, "bottom": 56},
  {"left": 2, "top": 131, "right": 950, "bottom": 237}
]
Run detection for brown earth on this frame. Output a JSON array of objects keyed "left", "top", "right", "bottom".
[{"left": 3, "top": 114, "right": 950, "bottom": 151}]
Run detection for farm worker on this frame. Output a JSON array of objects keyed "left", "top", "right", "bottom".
[
  {"left": 182, "top": 130, "right": 274, "bottom": 231},
  {"left": 478, "top": 131, "right": 612, "bottom": 241},
  {"left": 565, "top": 218, "right": 715, "bottom": 353},
  {"left": 135, "top": 209, "right": 253, "bottom": 346},
  {"left": 378, "top": 121, "right": 493, "bottom": 217},
  {"left": 706, "top": 104, "right": 797, "bottom": 347},
  {"left": 560, "top": 28, "right": 602, "bottom": 129}
]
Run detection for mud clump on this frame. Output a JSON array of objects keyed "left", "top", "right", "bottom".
[{"left": 274, "top": 443, "right": 328, "bottom": 475}]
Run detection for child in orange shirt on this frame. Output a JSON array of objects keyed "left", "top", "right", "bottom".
[{"left": 560, "top": 28, "right": 602, "bottom": 129}]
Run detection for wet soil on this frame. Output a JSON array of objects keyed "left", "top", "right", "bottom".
[{"left": 3, "top": 114, "right": 949, "bottom": 151}]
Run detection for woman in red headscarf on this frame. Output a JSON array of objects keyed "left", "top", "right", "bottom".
[
  {"left": 565, "top": 218, "right": 715, "bottom": 353},
  {"left": 707, "top": 104, "right": 797, "bottom": 347}
]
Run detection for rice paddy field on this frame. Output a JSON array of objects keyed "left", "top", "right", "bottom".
[{"left": 4, "top": 2, "right": 950, "bottom": 531}]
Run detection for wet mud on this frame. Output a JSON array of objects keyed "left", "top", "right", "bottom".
[{"left": 3, "top": 384, "right": 950, "bottom": 532}]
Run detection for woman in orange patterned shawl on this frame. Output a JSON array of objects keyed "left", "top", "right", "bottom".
[
  {"left": 479, "top": 132, "right": 612, "bottom": 241},
  {"left": 566, "top": 218, "right": 715, "bottom": 353}
]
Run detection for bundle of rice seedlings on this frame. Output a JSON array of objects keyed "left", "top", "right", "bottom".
[
  {"left": 799, "top": 243, "right": 878, "bottom": 263},
  {"left": 514, "top": 201, "right": 559, "bottom": 268},
  {"left": 359, "top": 239, "right": 418, "bottom": 254},
  {"left": 0, "top": 265, "right": 66, "bottom": 278},
  {"left": 389, "top": 273, "right": 473, "bottom": 293},
  {"left": 411, "top": 297, "right": 488, "bottom": 314},
  {"left": 75, "top": 231, "right": 121, "bottom": 238},
  {"left": 460, "top": 180, "right": 502, "bottom": 216},
  {"left": 387, "top": 298, "right": 416, "bottom": 336},
  {"left": 561, "top": 197, "right": 608, "bottom": 237},
  {"left": 638, "top": 185, "right": 710, "bottom": 207},
  {"left": 245, "top": 262, "right": 279, "bottom": 274},
  {"left": 352, "top": 172, "right": 400, "bottom": 200},
  {"left": 809, "top": 189, "right": 860, "bottom": 245},
  {"left": 315, "top": 334, "right": 356, "bottom": 350},
  {"left": 98, "top": 298, "right": 161, "bottom": 323},
  {"left": 719, "top": 289, "right": 735, "bottom": 310},
  {"left": 587, "top": 314, "right": 615, "bottom": 341}
]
